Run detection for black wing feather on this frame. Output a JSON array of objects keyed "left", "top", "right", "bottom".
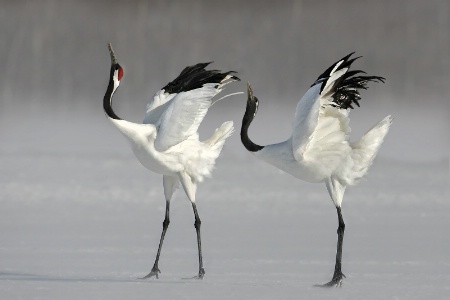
[
  {"left": 163, "top": 62, "right": 240, "bottom": 94},
  {"left": 313, "top": 52, "right": 355, "bottom": 86}
]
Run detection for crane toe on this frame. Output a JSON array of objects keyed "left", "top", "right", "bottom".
[
  {"left": 314, "top": 271, "right": 346, "bottom": 288},
  {"left": 141, "top": 266, "right": 161, "bottom": 279},
  {"left": 182, "top": 268, "right": 205, "bottom": 280}
]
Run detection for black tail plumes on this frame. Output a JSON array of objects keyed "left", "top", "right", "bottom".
[
  {"left": 314, "top": 53, "right": 385, "bottom": 110},
  {"left": 163, "top": 62, "right": 240, "bottom": 94}
]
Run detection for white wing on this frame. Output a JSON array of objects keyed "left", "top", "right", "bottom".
[
  {"left": 291, "top": 66, "right": 350, "bottom": 162},
  {"left": 143, "top": 90, "right": 177, "bottom": 125},
  {"left": 290, "top": 83, "right": 322, "bottom": 157},
  {"left": 296, "top": 104, "right": 351, "bottom": 171},
  {"left": 349, "top": 115, "right": 392, "bottom": 182},
  {"left": 291, "top": 52, "right": 384, "bottom": 172},
  {"left": 154, "top": 83, "right": 220, "bottom": 152}
]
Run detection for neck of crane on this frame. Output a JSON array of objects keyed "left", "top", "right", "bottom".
[
  {"left": 103, "top": 68, "right": 122, "bottom": 120},
  {"left": 241, "top": 107, "right": 264, "bottom": 152}
]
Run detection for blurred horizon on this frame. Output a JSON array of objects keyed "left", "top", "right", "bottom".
[{"left": 0, "top": 0, "right": 449, "bottom": 162}]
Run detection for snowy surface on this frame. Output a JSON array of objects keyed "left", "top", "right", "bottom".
[
  {"left": 1, "top": 1, "right": 449, "bottom": 298},
  {"left": 1, "top": 113, "right": 449, "bottom": 300}
]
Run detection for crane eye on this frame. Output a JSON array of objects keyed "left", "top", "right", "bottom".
[{"left": 118, "top": 67, "right": 124, "bottom": 81}]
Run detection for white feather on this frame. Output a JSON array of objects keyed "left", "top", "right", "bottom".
[
  {"left": 154, "top": 84, "right": 219, "bottom": 152},
  {"left": 143, "top": 90, "right": 176, "bottom": 125},
  {"left": 108, "top": 75, "right": 237, "bottom": 187},
  {"left": 348, "top": 115, "right": 393, "bottom": 184},
  {"left": 242, "top": 53, "right": 390, "bottom": 285},
  {"left": 104, "top": 47, "right": 237, "bottom": 278},
  {"left": 252, "top": 61, "right": 391, "bottom": 204}
]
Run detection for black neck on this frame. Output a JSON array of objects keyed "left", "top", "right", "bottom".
[
  {"left": 103, "top": 67, "right": 121, "bottom": 120},
  {"left": 240, "top": 106, "right": 264, "bottom": 152}
]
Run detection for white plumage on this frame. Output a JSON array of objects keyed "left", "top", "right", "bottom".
[
  {"left": 110, "top": 83, "right": 234, "bottom": 183},
  {"left": 103, "top": 44, "right": 238, "bottom": 279},
  {"left": 241, "top": 53, "right": 392, "bottom": 287}
]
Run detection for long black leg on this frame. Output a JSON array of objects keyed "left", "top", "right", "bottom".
[
  {"left": 191, "top": 202, "right": 205, "bottom": 279},
  {"left": 142, "top": 200, "right": 170, "bottom": 279},
  {"left": 316, "top": 206, "right": 346, "bottom": 287}
]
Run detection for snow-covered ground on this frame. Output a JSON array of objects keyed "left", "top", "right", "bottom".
[
  {"left": 1, "top": 112, "right": 448, "bottom": 300},
  {"left": 1, "top": 0, "right": 449, "bottom": 298}
]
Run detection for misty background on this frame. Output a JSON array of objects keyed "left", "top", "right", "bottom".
[
  {"left": 1, "top": 2, "right": 449, "bottom": 298},
  {"left": 0, "top": 0, "right": 448, "bottom": 163}
]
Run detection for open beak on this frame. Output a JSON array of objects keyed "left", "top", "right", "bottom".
[
  {"left": 247, "top": 82, "right": 254, "bottom": 101},
  {"left": 108, "top": 43, "right": 118, "bottom": 65}
]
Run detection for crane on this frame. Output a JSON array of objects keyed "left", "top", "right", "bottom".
[
  {"left": 103, "top": 43, "right": 239, "bottom": 279},
  {"left": 240, "top": 53, "right": 392, "bottom": 287}
]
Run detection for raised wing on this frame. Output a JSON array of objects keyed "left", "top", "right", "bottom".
[
  {"left": 154, "top": 84, "right": 217, "bottom": 151},
  {"left": 143, "top": 62, "right": 238, "bottom": 126},
  {"left": 143, "top": 90, "right": 176, "bottom": 125},
  {"left": 151, "top": 63, "right": 239, "bottom": 152},
  {"left": 291, "top": 53, "right": 384, "bottom": 163}
]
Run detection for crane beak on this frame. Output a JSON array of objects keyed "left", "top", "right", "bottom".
[
  {"left": 108, "top": 43, "right": 119, "bottom": 65},
  {"left": 247, "top": 82, "right": 254, "bottom": 101}
]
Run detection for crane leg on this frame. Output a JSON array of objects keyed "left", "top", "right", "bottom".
[
  {"left": 142, "top": 200, "right": 170, "bottom": 279},
  {"left": 316, "top": 206, "right": 346, "bottom": 287},
  {"left": 178, "top": 172, "right": 205, "bottom": 279},
  {"left": 188, "top": 202, "right": 205, "bottom": 279}
]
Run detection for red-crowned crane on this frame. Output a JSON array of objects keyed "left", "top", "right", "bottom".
[
  {"left": 240, "top": 53, "right": 392, "bottom": 287},
  {"left": 103, "top": 43, "right": 239, "bottom": 279}
]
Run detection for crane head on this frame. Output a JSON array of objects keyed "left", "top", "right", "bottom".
[
  {"left": 108, "top": 43, "right": 124, "bottom": 82},
  {"left": 246, "top": 82, "right": 259, "bottom": 118},
  {"left": 240, "top": 82, "right": 264, "bottom": 152}
]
